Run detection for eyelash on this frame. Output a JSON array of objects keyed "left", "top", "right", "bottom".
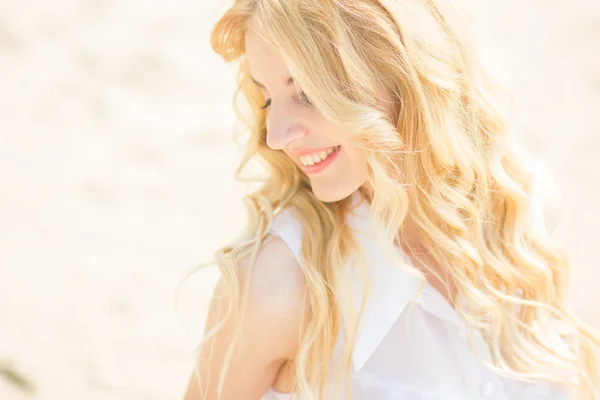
[
  {"left": 260, "top": 99, "right": 271, "bottom": 110},
  {"left": 261, "top": 92, "right": 312, "bottom": 109}
]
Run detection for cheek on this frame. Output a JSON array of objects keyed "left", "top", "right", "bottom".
[
  {"left": 343, "top": 145, "right": 369, "bottom": 173},
  {"left": 336, "top": 133, "right": 366, "bottom": 162},
  {"left": 331, "top": 130, "right": 369, "bottom": 175}
]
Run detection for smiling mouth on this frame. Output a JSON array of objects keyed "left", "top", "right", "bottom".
[
  {"left": 297, "top": 146, "right": 342, "bottom": 175},
  {"left": 298, "top": 146, "right": 341, "bottom": 167}
]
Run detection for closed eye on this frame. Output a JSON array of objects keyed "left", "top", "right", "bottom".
[
  {"left": 298, "top": 91, "right": 313, "bottom": 107},
  {"left": 261, "top": 99, "right": 271, "bottom": 109},
  {"left": 260, "top": 92, "right": 312, "bottom": 110}
]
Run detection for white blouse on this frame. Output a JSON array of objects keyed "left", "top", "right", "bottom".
[{"left": 260, "top": 190, "right": 575, "bottom": 400}]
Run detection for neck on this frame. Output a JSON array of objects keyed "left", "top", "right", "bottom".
[{"left": 357, "top": 184, "right": 457, "bottom": 306}]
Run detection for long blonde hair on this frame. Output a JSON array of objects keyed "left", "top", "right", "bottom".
[{"left": 191, "top": 0, "right": 600, "bottom": 398}]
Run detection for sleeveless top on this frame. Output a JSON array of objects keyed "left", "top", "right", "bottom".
[{"left": 260, "top": 189, "right": 576, "bottom": 400}]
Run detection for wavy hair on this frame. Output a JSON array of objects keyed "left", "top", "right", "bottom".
[{"left": 187, "top": 0, "right": 600, "bottom": 398}]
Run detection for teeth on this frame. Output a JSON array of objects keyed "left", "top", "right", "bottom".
[{"left": 299, "top": 146, "right": 339, "bottom": 167}]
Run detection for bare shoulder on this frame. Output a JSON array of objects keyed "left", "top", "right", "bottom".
[
  {"left": 183, "top": 234, "right": 307, "bottom": 400},
  {"left": 214, "top": 233, "right": 308, "bottom": 361},
  {"left": 236, "top": 234, "right": 307, "bottom": 313}
]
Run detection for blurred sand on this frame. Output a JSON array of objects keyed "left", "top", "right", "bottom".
[{"left": 0, "top": 0, "right": 598, "bottom": 399}]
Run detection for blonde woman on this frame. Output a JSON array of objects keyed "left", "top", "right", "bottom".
[{"left": 182, "top": 0, "right": 599, "bottom": 399}]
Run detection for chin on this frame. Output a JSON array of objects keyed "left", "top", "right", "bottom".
[
  {"left": 312, "top": 189, "right": 347, "bottom": 203},
  {"left": 310, "top": 180, "right": 366, "bottom": 203}
]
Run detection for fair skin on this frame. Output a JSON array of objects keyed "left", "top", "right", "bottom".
[
  {"left": 182, "top": 236, "right": 306, "bottom": 400},
  {"left": 183, "top": 27, "right": 371, "bottom": 399},
  {"left": 183, "top": 25, "right": 453, "bottom": 400},
  {"left": 244, "top": 26, "right": 380, "bottom": 203}
]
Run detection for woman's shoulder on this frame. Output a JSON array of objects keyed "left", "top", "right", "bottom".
[
  {"left": 191, "top": 234, "right": 308, "bottom": 399},
  {"left": 230, "top": 206, "right": 312, "bottom": 317},
  {"left": 239, "top": 233, "right": 306, "bottom": 307},
  {"left": 231, "top": 207, "right": 306, "bottom": 298},
  {"left": 207, "top": 233, "right": 308, "bottom": 362}
]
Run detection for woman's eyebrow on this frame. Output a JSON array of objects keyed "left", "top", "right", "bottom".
[{"left": 251, "top": 76, "right": 295, "bottom": 89}]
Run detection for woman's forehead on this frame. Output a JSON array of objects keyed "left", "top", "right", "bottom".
[{"left": 245, "top": 29, "right": 293, "bottom": 87}]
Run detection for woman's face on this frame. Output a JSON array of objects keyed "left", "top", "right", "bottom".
[{"left": 245, "top": 28, "right": 395, "bottom": 202}]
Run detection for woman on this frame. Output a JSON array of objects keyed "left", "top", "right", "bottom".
[{"left": 183, "top": 0, "right": 599, "bottom": 399}]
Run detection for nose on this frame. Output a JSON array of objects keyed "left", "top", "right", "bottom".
[{"left": 265, "top": 113, "right": 308, "bottom": 151}]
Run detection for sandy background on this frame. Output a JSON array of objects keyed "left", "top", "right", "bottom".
[{"left": 0, "top": 0, "right": 598, "bottom": 399}]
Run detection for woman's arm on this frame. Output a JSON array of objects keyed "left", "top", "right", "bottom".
[{"left": 182, "top": 236, "right": 306, "bottom": 400}]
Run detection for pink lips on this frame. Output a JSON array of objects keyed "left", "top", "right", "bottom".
[{"left": 299, "top": 146, "right": 341, "bottom": 175}]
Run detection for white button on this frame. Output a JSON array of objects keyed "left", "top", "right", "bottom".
[{"left": 480, "top": 381, "right": 495, "bottom": 397}]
